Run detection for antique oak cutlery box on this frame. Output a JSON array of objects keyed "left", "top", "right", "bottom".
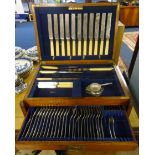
[{"left": 16, "top": 3, "right": 138, "bottom": 151}]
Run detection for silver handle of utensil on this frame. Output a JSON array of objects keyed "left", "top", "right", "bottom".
[
  {"left": 109, "top": 117, "right": 113, "bottom": 139},
  {"left": 28, "top": 108, "right": 45, "bottom": 138},
  {"left": 38, "top": 108, "right": 50, "bottom": 137},
  {"left": 101, "top": 82, "right": 113, "bottom": 86},
  {"left": 45, "top": 108, "right": 56, "bottom": 138},
  {"left": 22, "top": 108, "right": 39, "bottom": 138},
  {"left": 42, "top": 108, "right": 53, "bottom": 138},
  {"left": 50, "top": 108, "right": 59, "bottom": 137},
  {"left": 111, "top": 117, "right": 117, "bottom": 139}
]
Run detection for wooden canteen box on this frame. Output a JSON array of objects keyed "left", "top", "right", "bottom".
[{"left": 16, "top": 3, "right": 138, "bottom": 151}]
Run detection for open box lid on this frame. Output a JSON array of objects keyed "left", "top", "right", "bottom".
[{"left": 32, "top": 3, "right": 120, "bottom": 64}]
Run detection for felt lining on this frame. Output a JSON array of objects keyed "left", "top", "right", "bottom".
[
  {"left": 29, "top": 64, "right": 124, "bottom": 98},
  {"left": 35, "top": 5, "right": 116, "bottom": 61},
  {"left": 18, "top": 106, "right": 133, "bottom": 141}
]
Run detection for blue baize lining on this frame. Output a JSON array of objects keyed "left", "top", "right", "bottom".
[
  {"left": 35, "top": 5, "right": 116, "bottom": 61},
  {"left": 18, "top": 106, "right": 133, "bottom": 141},
  {"left": 29, "top": 64, "right": 124, "bottom": 97}
]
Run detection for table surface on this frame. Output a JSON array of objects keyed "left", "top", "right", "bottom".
[{"left": 15, "top": 63, "right": 139, "bottom": 130}]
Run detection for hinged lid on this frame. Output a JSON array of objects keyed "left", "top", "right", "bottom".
[{"left": 32, "top": 3, "right": 120, "bottom": 63}]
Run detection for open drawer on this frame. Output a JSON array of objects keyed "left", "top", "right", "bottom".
[{"left": 16, "top": 105, "right": 137, "bottom": 151}]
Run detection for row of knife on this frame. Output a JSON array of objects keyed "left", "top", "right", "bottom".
[
  {"left": 47, "top": 12, "right": 112, "bottom": 58},
  {"left": 20, "top": 106, "right": 124, "bottom": 140}
]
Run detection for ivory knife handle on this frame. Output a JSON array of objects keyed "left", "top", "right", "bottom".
[
  {"left": 89, "top": 40, "right": 93, "bottom": 56},
  {"left": 78, "top": 40, "right": 81, "bottom": 56}
]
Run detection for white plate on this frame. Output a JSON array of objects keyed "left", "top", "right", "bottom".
[
  {"left": 15, "top": 58, "right": 33, "bottom": 74},
  {"left": 15, "top": 46, "right": 24, "bottom": 59},
  {"left": 24, "top": 46, "right": 38, "bottom": 61}
]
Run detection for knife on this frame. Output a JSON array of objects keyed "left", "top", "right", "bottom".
[
  {"left": 53, "top": 108, "right": 63, "bottom": 138},
  {"left": 35, "top": 108, "right": 47, "bottom": 137},
  {"left": 65, "top": 14, "right": 71, "bottom": 57},
  {"left": 83, "top": 13, "right": 88, "bottom": 59},
  {"left": 38, "top": 82, "right": 73, "bottom": 88},
  {"left": 77, "top": 14, "right": 82, "bottom": 56},
  {"left": 64, "top": 108, "right": 70, "bottom": 138},
  {"left": 47, "top": 14, "right": 54, "bottom": 57},
  {"left": 39, "top": 70, "right": 82, "bottom": 74},
  {"left": 22, "top": 108, "right": 39, "bottom": 138},
  {"left": 94, "top": 13, "right": 100, "bottom": 55},
  {"left": 50, "top": 108, "right": 59, "bottom": 137},
  {"left": 26, "top": 108, "right": 43, "bottom": 138},
  {"left": 105, "top": 13, "right": 112, "bottom": 55},
  {"left": 53, "top": 14, "right": 59, "bottom": 56},
  {"left": 38, "top": 108, "right": 50, "bottom": 137},
  {"left": 40, "top": 66, "right": 113, "bottom": 71},
  {"left": 42, "top": 108, "right": 53, "bottom": 138},
  {"left": 60, "top": 109, "right": 67, "bottom": 138},
  {"left": 71, "top": 14, "right": 76, "bottom": 56},
  {"left": 32, "top": 108, "right": 46, "bottom": 138},
  {"left": 45, "top": 108, "right": 56, "bottom": 138},
  {"left": 88, "top": 13, "right": 94, "bottom": 56},
  {"left": 100, "top": 13, "right": 106, "bottom": 56},
  {"left": 59, "top": 14, "right": 65, "bottom": 56}
]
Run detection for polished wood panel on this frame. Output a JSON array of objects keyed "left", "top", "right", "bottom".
[
  {"left": 119, "top": 6, "right": 139, "bottom": 27},
  {"left": 16, "top": 141, "right": 137, "bottom": 151},
  {"left": 113, "top": 21, "right": 125, "bottom": 65}
]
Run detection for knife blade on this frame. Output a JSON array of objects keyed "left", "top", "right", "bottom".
[
  {"left": 88, "top": 13, "right": 94, "bottom": 56},
  {"left": 71, "top": 14, "right": 76, "bottom": 56},
  {"left": 59, "top": 14, "right": 65, "bottom": 56},
  {"left": 65, "top": 14, "right": 71, "bottom": 57},
  {"left": 47, "top": 14, "right": 54, "bottom": 57},
  {"left": 105, "top": 13, "right": 112, "bottom": 55},
  {"left": 77, "top": 14, "right": 82, "bottom": 56},
  {"left": 38, "top": 82, "right": 73, "bottom": 89},
  {"left": 54, "top": 14, "right": 59, "bottom": 56},
  {"left": 100, "top": 13, "right": 106, "bottom": 56},
  {"left": 83, "top": 13, "right": 88, "bottom": 58},
  {"left": 94, "top": 13, "right": 100, "bottom": 55}
]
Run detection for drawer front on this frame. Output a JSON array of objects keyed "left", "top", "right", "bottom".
[{"left": 16, "top": 106, "right": 137, "bottom": 151}]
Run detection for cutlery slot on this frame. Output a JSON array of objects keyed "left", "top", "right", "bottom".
[
  {"left": 29, "top": 80, "right": 81, "bottom": 97},
  {"left": 18, "top": 106, "right": 134, "bottom": 142}
]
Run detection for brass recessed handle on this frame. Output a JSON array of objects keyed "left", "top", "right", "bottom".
[{"left": 68, "top": 145, "right": 83, "bottom": 152}]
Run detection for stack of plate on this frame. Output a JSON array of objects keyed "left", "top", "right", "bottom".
[
  {"left": 15, "top": 46, "right": 24, "bottom": 59},
  {"left": 15, "top": 58, "right": 33, "bottom": 78},
  {"left": 24, "top": 46, "right": 38, "bottom": 62}
]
